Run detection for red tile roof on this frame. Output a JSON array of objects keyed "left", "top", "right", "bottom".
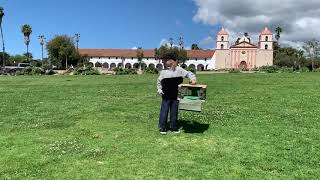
[{"left": 79, "top": 49, "right": 215, "bottom": 59}]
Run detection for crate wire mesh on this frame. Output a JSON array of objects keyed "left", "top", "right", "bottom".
[{"left": 178, "top": 84, "right": 207, "bottom": 112}]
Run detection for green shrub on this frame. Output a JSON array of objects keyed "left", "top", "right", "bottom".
[
  {"left": 46, "top": 70, "right": 56, "bottom": 75},
  {"left": 114, "top": 68, "right": 137, "bottom": 75},
  {"left": 298, "top": 67, "right": 310, "bottom": 73},
  {"left": 144, "top": 67, "right": 159, "bottom": 74},
  {"left": 228, "top": 69, "right": 241, "bottom": 73},
  {"left": 259, "top": 65, "right": 279, "bottom": 73},
  {"left": 251, "top": 67, "right": 259, "bottom": 72},
  {"left": 312, "top": 68, "right": 320, "bottom": 72},
  {"left": 16, "top": 66, "right": 45, "bottom": 75},
  {"left": 74, "top": 66, "right": 100, "bottom": 75},
  {"left": 279, "top": 67, "right": 294, "bottom": 73}
]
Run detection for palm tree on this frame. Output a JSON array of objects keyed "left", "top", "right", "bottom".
[
  {"left": 169, "top": 38, "right": 174, "bottom": 48},
  {"left": 275, "top": 27, "right": 282, "bottom": 42},
  {"left": 21, "top": 24, "right": 32, "bottom": 62},
  {"left": 0, "top": 7, "right": 5, "bottom": 67}
]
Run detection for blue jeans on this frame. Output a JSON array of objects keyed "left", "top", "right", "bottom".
[{"left": 159, "top": 99, "right": 179, "bottom": 130}]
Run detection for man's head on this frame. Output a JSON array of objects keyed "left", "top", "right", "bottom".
[
  {"left": 163, "top": 50, "right": 178, "bottom": 68},
  {"left": 164, "top": 59, "right": 177, "bottom": 68}
]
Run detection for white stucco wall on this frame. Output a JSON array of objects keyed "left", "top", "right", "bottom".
[{"left": 89, "top": 57, "right": 211, "bottom": 71}]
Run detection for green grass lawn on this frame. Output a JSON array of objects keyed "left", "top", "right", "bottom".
[{"left": 0, "top": 73, "right": 320, "bottom": 179}]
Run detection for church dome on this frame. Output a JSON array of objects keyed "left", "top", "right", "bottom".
[
  {"left": 239, "top": 36, "right": 250, "bottom": 43},
  {"left": 260, "top": 27, "right": 273, "bottom": 35},
  {"left": 218, "top": 28, "right": 229, "bottom": 35}
]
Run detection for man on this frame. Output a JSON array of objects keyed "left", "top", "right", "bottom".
[{"left": 157, "top": 55, "right": 196, "bottom": 135}]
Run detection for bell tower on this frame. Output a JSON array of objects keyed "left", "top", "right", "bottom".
[
  {"left": 259, "top": 27, "right": 273, "bottom": 50},
  {"left": 216, "top": 28, "right": 229, "bottom": 50}
]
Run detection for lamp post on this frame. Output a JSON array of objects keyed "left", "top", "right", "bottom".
[
  {"left": 0, "top": 7, "right": 5, "bottom": 67},
  {"left": 38, "top": 35, "right": 46, "bottom": 67}
]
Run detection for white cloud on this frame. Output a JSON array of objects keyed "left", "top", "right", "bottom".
[
  {"left": 159, "top": 39, "right": 169, "bottom": 47},
  {"left": 192, "top": 0, "right": 320, "bottom": 47},
  {"left": 131, "top": 47, "right": 138, "bottom": 50},
  {"left": 200, "top": 36, "right": 214, "bottom": 46},
  {"left": 159, "top": 38, "right": 181, "bottom": 48}
]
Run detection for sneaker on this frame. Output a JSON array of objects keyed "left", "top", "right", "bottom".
[
  {"left": 171, "top": 129, "right": 181, "bottom": 134},
  {"left": 160, "top": 129, "right": 167, "bottom": 135}
]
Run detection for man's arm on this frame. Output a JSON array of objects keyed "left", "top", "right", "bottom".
[
  {"left": 156, "top": 72, "right": 164, "bottom": 95},
  {"left": 179, "top": 67, "right": 197, "bottom": 84}
]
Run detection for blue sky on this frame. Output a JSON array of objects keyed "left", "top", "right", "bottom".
[{"left": 0, "top": 0, "right": 220, "bottom": 59}]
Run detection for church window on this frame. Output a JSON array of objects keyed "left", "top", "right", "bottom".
[
  {"left": 221, "top": 44, "right": 224, "bottom": 49},
  {"left": 265, "top": 36, "right": 268, "bottom": 41},
  {"left": 265, "top": 44, "right": 268, "bottom": 50},
  {"left": 221, "top": 36, "right": 224, "bottom": 41}
]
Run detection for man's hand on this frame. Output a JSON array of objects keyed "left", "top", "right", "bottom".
[
  {"left": 157, "top": 89, "right": 164, "bottom": 96},
  {"left": 190, "top": 80, "right": 197, "bottom": 85}
]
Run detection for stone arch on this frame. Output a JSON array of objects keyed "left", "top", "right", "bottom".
[
  {"left": 181, "top": 64, "right": 187, "bottom": 69},
  {"left": 133, "top": 63, "right": 139, "bottom": 69},
  {"left": 110, "top": 63, "right": 117, "bottom": 70},
  {"left": 239, "top": 61, "right": 247, "bottom": 70},
  {"left": 89, "top": 62, "right": 94, "bottom": 67},
  {"left": 102, "top": 63, "right": 109, "bottom": 69},
  {"left": 117, "top": 63, "right": 123, "bottom": 68},
  {"left": 125, "top": 63, "right": 132, "bottom": 69},
  {"left": 189, "top": 64, "right": 196, "bottom": 70},
  {"left": 95, "top": 62, "right": 102, "bottom": 67},
  {"left": 197, "top": 64, "right": 205, "bottom": 71},
  {"left": 141, "top": 63, "right": 147, "bottom": 70},
  {"left": 156, "top": 64, "right": 163, "bottom": 70},
  {"left": 148, "top": 64, "right": 155, "bottom": 69}
]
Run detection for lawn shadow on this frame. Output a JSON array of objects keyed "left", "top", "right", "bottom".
[{"left": 178, "top": 120, "right": 210, "bottom": 134}]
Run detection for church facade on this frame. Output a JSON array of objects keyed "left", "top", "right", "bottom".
[
  {"left": 212, "top": 27, "right": 274, "bottom": 70},
  {"left": 79, "top": 27, "right": 273, "bottom": 71}
]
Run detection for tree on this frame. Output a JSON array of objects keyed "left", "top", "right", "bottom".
[
  {"left": 9, "top": 54, "right": 27, "bottom": 65},
  {"left": 0, "top": 52, "right": 9, "bottom": 65},
  {"left": 191, "top": 44, "right": 201, "bottom": 50},
  {"left": 303, "top": 39, "right": 320, "bottom": 71},
  {"left": 46, "top": 35, "right": 79, "bottom": 69},
  {"left": 169, "top": 38, "right": 174, "bottom": 48},
  {"left": 0, "top": 7, "right": 5, "bottom": 67},
  {"left": 136, "top": 47, "right": 144, "bottom": 70},
  {"left": 275, "top": 27, "right": 282, "bottom": 42},
  {"left": 156, "top": 45, "right": 188, "bottom": 65},
  {"left": 21, "top": 24, "right": 32, "bottom": 62},
  {"left": 274, "top": 47, "right": 306, "bottom": 69},
  {"left": 23, "top": 52, "right": 33, "bottom": 60}
]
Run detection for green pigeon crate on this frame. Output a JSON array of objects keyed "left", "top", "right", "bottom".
[{"left": 178, "top": 84, "right": 207, "bottom": 112}]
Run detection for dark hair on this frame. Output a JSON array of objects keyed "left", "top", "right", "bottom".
[{"left": 163, "top": 49, "right": 177, "bottom": 61}]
